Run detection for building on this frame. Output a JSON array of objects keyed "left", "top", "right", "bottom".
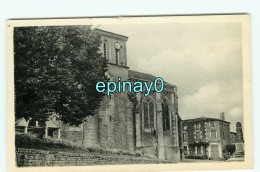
[
  {"left": 74, "top": 29, "right": 182, "bottom": 161},
  {"left": 16, "top": 28, "right": 182, "bottom": 161},
  {"left": 182, "top": 113, "right": 231, "bottom": 160}
]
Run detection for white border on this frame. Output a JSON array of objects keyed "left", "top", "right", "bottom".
[{"left": 1, "top": 1, "right": 260, "bottom": 172}]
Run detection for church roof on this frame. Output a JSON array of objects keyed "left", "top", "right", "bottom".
[
  {"left": 128, "top": 70, "right": 174, "bottom": 86},
  {"left": 96, "top": 29, "right": 128, "bottom": 40},
  {"left": 182, "top": 117, "right": 230, "bottom": 124}
]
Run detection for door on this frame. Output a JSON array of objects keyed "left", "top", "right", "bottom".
[{"left": 210, "top": 145, "right": 219, "bottom": 160}]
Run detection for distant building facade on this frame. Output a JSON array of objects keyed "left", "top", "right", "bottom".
[{"left": 182, "top": 113, "right": 231, "bottom": 160}]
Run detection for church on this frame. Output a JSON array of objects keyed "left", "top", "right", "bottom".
[
  {"left": 17, "top": 28, "right": 183, "bottom": 162},
  {"left": 80, "top": 29, "right": 183, "bottom": 161}
]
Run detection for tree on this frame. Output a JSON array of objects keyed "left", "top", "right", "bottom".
[
  {"left": 226, "top": 144, "right": 236, "bottom": 155},
  {"left": 14, "top": 26, "right": 108, "bottom": 125}
]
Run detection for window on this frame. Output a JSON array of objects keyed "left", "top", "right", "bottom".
[
  {"left": 183, "top": 133, "right": 187, "bottom": 142},
  {"left": 221, "top": 123, "right": 224, "bottom": 128},
  {"left": 103, "top": 41, "right": 109, "bottom": 60},
  {"left": 143, "top": 98, "right": 154, "bottom": 130},
  {"left": 210, "top": 121, "right": 215, "bottom": 127},
  {"left": 222, "top": 131, "right": 225, "bottom": 138},
  {"left": 195, "top": 131, "right": 200, "bottom": 141},
  {"left": 211, "top": 130, "right": 217, "bottom": 139},
  {"left": 115, "top": 49, "right": 119, "bottom": 65},
  {"left": 196, "top": 123, "right": 200, "bottom": 129},
  {"left": 162, "top": 99, "right": 170, "bottom": 131}
]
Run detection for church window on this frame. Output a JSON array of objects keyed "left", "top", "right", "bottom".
[
  {"left": 162, "top": 99, "right": 170, "bottom": 131},
  {"left": 103, "top": 41, "right": 109, "bottom": 60},
  {"left": 115, "top": 49, "right": 120, "bottom": 65},
  {"left": 143, "top": 98, "right": 154, "bottom": 131}
]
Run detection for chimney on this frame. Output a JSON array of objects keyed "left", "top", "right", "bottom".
[{"left": 220, "top": 112, "right": 225, "bottom": 121}]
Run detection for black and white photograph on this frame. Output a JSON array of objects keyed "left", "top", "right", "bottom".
[{"left": 7, "top": 15, "right": 252, "bottom": 171}]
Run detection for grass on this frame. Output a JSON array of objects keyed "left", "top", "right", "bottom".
[{"left": 15, "top": 132, "right": 144, "bottom": 157}]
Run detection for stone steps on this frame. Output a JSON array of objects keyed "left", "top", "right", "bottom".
[{"left": 233, "top": 152, "right": 244, "bottom": 158}]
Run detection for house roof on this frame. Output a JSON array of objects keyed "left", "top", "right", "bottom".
[
  {"left": 182, "top": 117, "right": 230, "bottom": 124},
  {"left": 15, "top": 118, "right": 29, "bottom": 127},
  {"left": 45, "top": 120, "right": 60, "bottom": 128},
  {"left": 128, "top": 70, "right": 174, "bottom": 86}
]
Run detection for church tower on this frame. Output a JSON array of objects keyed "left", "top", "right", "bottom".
[
  {"left": 93, "top": 29, "right": 134, "bottom": 151},
  {"left": 97, "top": 29, "right": 128, "bottom": 68}
]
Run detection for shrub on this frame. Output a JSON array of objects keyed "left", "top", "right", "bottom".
[{"left": 226, "top": 145, "right": 236, "bottom": 155}]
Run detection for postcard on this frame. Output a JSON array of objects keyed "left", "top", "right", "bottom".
[{"left": 7, "top": 14, "right": 252, "bottom": 171}]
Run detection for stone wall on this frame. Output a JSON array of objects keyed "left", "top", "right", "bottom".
[
  {"left": 82, "top": 116, "right": 99, "bottom": 147},
  {"left": 16, "top": 148, "right": 173, "bottom": 167},
  {"left": 60, "top": 130, "right": 83, "bottom": 145},
  {"left": 113, "top": 92, "right": 134, "bottom": 151},
  {"left": 98, "top": 94, "right": 115, "bottom": 149}
]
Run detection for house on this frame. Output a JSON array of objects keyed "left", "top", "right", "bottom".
[{"left": 182, "top": 113, "right": 231, "bottom": 160}]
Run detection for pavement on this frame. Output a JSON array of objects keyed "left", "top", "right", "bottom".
[
  {"left": 180, "top": 159, "right": 222, "bottom": 163},
  {"left": 225, "top": 157, "right": 244, "bottom": 162},
  {"left": 180, "top": 157, "right": 244, "bottom": 163}
]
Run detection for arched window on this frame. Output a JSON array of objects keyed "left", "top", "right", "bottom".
[
  {"left": 103, "top": 41, "right": 109, "bottom": 60},
  {"left": 143, "top": 98, "right": 155, "bottom": 131},
  {"left": 162, "top": 99, "right": 170, "bottom": 131},
  {"left": 115, "top": 49, "right": 120, "bottom": 65}
]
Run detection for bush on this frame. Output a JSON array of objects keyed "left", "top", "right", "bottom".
[{"left": 226, "top": 145, "right": 236, "bottom": 155}]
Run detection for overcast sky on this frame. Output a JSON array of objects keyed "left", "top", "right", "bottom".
[{"left": 99, "top": 22, "right": 243, "bottom": 132}]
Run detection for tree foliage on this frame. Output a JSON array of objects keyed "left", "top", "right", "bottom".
[
  {"left": 226, "top": 144, "right": 236, "bottom": 155},
  {"left": 14, "top": 26, "right": 108, "bottom": 125}
]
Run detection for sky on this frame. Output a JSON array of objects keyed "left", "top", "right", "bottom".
[{"left": 99, "top": 22, "right": 243, "bottom": 132}]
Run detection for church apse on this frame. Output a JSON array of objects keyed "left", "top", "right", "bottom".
[{"left": 129, "top": 70, "right": 180, "bottom": 161}]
